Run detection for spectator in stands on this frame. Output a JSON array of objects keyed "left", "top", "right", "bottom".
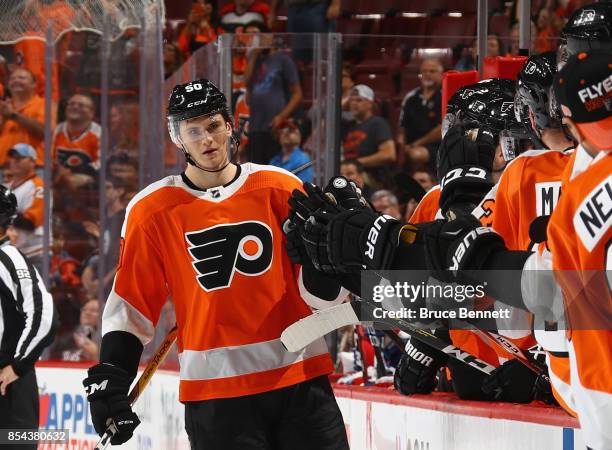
[
  {"left": 245, "top": 22, "right": 303, "bottom": 164},
  {"left": 456, "top": 35, "right": 503, "bottom": 70},
  {"left": 370, "top": 190, "right": 401, "bottom": 220},
  {"left": 81, "top": 175, "right": 128, "bottom": 298},
  {"left": 508, "top": 22, "right": 536, "bottom": 55},
  {"left": 268, "top": 0, "right": 340, "bottom": 62},
  {"left": 487, "top": 34, "right": 503, "bottom": 58},
  {"left": 49, "top": 299, "right": 99, "bottom": 362},
  {"left": 53, "top": 93, "right": 100, "bottom": 165},
  {"left": 269, "top": 0, "right": 340, "bottom": 32},
  {"left": 342, "top": 84, "right": 395, "bottom": 187},
  {"left": 341, "top": 63, "right": 356, "bottom": 111},
  {"left": 109, "top": 101, "right": 139, "bottom": 157},
  {"left": 0, "top": 68, "right": 46, "bottom": 166},
  {"left": 107, "top": 153, "right": 138, "bottom": 197},
  {"left": 412, "top": 169, "right": 435, "bottom": 192},
  {"left": 269, "top": 120, "right": 313, "bottom": 182},
  {"left": 398, "top": 59, "right": 442, "bottom": 169},
  {"left": 534, "top": 8, "right": 558, "bottom": 53},
  {"left": 340, "top": 159, "right": 374, "bottom": 200},
  {"left": 4, "top": 143, "right": 44, "bottom": 272},
  {"left": 219, "top": 0, "right": 270, "bottom": 32},
  {"left": 177, "top": 1, "right": 217, "bottom": 57},
  {"left": 164, "top": 42, "right": 185, "bottom": 80}
]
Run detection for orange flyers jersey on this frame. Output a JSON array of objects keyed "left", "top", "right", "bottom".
[
  {"left": 548, "top": 151, "right": 612, "bottom": 327},
  {"left": 52, "top": 122, "right": 101, "bottom": 163},
  {"left": 10, "top": 175, "right": 44, "bottom": 229},
  {"left": 473, "top": 149, "right": 571, "bottom": 251},
  {"left": 408, "top": 186, "right": 442, "bottom": 223},
  {"left": 408, "top": 184, "right": 514, "bottom": 366},
  {"left": 102, "top": 163, "right": 333, "bottom": 402}
]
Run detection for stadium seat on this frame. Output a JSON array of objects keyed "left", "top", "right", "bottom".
[
  {"left": 489, "top": 13, "right": 511, "bottom": 38},
  {"left": 355, "top": 72, "right": 395, "bottom": 99},
  {"left": 356, "top": 0, "right": 395, "bottom": 15},
  {"left": 424, "top": 14, "right": 477, "bottom": 48}
]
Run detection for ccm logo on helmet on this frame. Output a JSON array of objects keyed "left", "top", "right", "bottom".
[
  {"left": 186, "top": 221, "right": 273, "bottom": 291},
  {"left": 365, "top": 214, "right": 395, "bottom": 260},
  {"left": 187, "top": 99, "right": 210, "bottom": 109},
  {"left": 449, "top": 227, "right": 497, "bottom": 271}
]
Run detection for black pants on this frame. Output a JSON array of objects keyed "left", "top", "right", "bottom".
[
  {"left": 0, "top": 369, "right": 39, "bottom": 450},
  {"left": 184, "top": 376, "right": 349, "bottom": 450}
]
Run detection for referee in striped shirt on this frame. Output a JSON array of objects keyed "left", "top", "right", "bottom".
[{"left": 0, "top": 185, "right": 57, "bottom": 447}]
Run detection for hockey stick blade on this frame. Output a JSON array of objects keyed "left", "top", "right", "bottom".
[
  {"left": 281, "top": 302, "right": 360, "bottom": 352},
  {"left": 282, "top": 299, "right": 497, "bottom": 375}
]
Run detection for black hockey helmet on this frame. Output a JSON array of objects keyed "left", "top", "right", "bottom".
[
  {"left": 443, "top": 79, "right": 528, "bottom": 161},
  {"left": 561, "top": 2, "right": 612, "bottom": 57},
  {"left": 0, "top": 185, "right": 17, "bottom": 229},
  {"left": 516, "top": 51, "right": 562, "bottom": 135},
  {"left": 167, "top": 78, "right": 232, "bottom": 147}
]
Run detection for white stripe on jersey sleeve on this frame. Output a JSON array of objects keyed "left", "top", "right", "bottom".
[{"left": 103, "top": 280, "right": 156, "bottom": 346}]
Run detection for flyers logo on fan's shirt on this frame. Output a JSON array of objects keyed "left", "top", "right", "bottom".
[{"left": 186, "top": 221, "right": 273, "bottom": 291}]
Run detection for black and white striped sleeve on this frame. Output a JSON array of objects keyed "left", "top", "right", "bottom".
[{"left": 0, "top": 246, "right": 57, "bottom": 375}]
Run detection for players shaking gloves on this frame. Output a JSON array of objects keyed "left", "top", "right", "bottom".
[{"left": 287, "top": 176, "right": 418, "bottom": 273}]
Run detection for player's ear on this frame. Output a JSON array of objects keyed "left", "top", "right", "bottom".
[
  {"left": 225, "top": 119, "right": 232, "bottom": 137},
  {"left": 563, "top": 117, "right": 582, "bottom": 144}
]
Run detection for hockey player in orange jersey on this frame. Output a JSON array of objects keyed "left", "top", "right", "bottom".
[
  {"left": 420, "top": 50, "right": 611, "bottom": 449},
  {"left": 546, "top": 50, "right": 612, "bottom": 450},
  {"left": 82, "top": 79, "right": 349, "bottom": 450},
  {"left": 470, "top": 51, "right": 577, "bottom": 414}
]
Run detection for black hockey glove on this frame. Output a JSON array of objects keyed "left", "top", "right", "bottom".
[
  {"left": 394, "top": 337, "right": 448, "bottom": 395},
  {"left": 327, "top": 209, "right": 418, "bottom": 272},
  {"left": 323, "top": 176, "right": 369, "bottom": 211},
  {"left": 287, "top": 183, "right": 342, "bottom": 273},
  {"left": 437, "top": 124, "right": 495, "bottom": 218},
  {"left": 83, "top": 363, "right": 140, "bottom": 445},
  {"left": 481, "top": 359, "right": 539, "bottom": 403},
  {"left": 421, "top": 215, "right": 506, "bottom": 281},
  {"left": 283, "top": 218, "right": 309, "bottom": 265}
]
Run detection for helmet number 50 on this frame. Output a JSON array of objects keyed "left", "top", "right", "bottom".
[{"left": 185, "top": 83, "right": 203, "bottom": 92}]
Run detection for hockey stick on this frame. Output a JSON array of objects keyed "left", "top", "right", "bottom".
[
  {"left": 466, "top": 326, "right": 544, "bottom": 374},
  {"left": 282, "top": 300, "right": 497, "bottom": 375},
  {"left": 291, "top": 160, "right": 314, "bottom": 175},
  {"left": 94, "top": 325, "right": 179, "bottom": 450}
]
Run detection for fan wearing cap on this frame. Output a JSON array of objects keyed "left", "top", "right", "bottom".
[
  {"left": 342, "top": 84, "right": 396, "bottom": 187},
  {"left": 544, "top": 49, "right": 612, "bottom": 450},
  {"left": 269, "top": 119, "right": 313, "bottom": 182},
  {"left": 4, "top": 143, "right": 45, "bottom": 273},
  {"left": 83, "top": 78, "right": 349, "bottom": 449}
]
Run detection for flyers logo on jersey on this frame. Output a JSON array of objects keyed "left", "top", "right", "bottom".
[{"left": 185, "top": 221, "right": 273, "bottom": 291}]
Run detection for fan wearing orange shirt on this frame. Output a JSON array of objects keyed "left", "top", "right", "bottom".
[
  {"left": 52, "top": 94, "right": 100, "bottom": 165},
  {"left": 0, "top": 68, "right": 47, "bottom": 166},
  {"left": 82, "top": 78, "right": 349, "bottom": 450}
]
